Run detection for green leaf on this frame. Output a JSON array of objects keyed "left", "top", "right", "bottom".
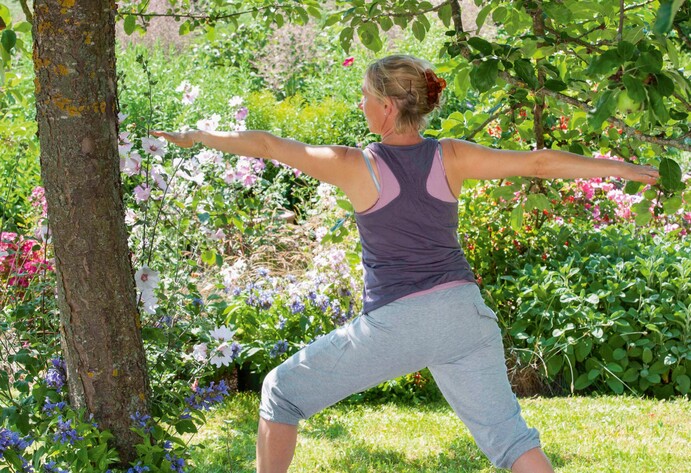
[
  {"left": 510, "top": 205, "right": 523, "bottom": 232},
  {"left": 606, "top": 377, "right": 625, "bottom": 394},
  {"left": 124, "top": 15, "right": 136, "bottom": 36},
  {"left": 378, "top": 16, "right": 393, "bottom": 31},
  {"left": 1, "top": 29, "right": 16, "bottom": 53},
  {"left": 525, "top": 193, "right": 550, "bottom": 212},
  {"left": 438, "top": 3, "right": 453, "bottom": 28},
  {"left": 662, "top": 195, "right": 683, "bottom": 214},
  {"left": 676, "top": 374, "right": 690, "bottom": 394},
  {"left": 589, "top": 90, "right": 616, "bottom": 129},
  {"left": 622, "top": 74, "right": 646, "bottom": 103},
  {"left": 513, "top": 59, "right": 538, "bottom": 89},
  {"left": 357, "top": 23, "right": 382, "bottom": 52},
  {"left": 475, "top": 4, "right": 492, "bottom": 31},
  {"left": 624, "top": 181, "right": 643, "bottom": 195},
  {"left": 470, "top": 59, "right": 499, "bottom": 93},
  {"left": 336, "top": 199, "right": 354, "bottom": 212},
  {"left": 632, "top": 202, "right": 652, "bottom": 225},
  {"left": 574, "top": 372, "right": 593, "bottom": 390},
  {"left": 587, "top": 49, "right": 622, "bottom": 76},
  {"left": 653, "top": 0, "right": 685, "bottom": 35},
  {"left": 179, "top": 20, "right": 191, "bottom": 36},
  {"left": 175, "top": 419, "right": 198, "bottom": 434},
  {"left": 659, "top": 158, "right": 684, "bottom": 191},
  {"left": 411, "top": 19, "right": 426, "bottom": 42},
  {"left": 636, "top": 50, "right": 663, "bottom": 73},
  {"left": 544, "top": 79, "right": 567, "bottom": 91},
  {"left": 642, "top": 347, "right": 653, "bottom": 364},
  {"left": 617, "top": 41, "right": 636, "bottom": 60},
  {"left": 654, "top": 73, "right": 675, "bottom": 97},
  {"left": 339, "top": 26, "right": 354, "bottom": 53},
  {"left": 585, "top": 294, "right": 599, "bottom": 305},
  {"left": 468, "top": 37, "right": 493, "bottom": 56},
  {"left": 201, "top": 250, "right": 216, "bottom": 266}
]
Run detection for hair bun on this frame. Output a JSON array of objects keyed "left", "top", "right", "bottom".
[{"left": 424, "top": 69, "right": 446, "bottom": 106}]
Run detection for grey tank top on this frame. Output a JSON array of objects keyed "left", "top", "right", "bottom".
[{"left": 355, "top": 138, "right": 476, "bottom": 314}]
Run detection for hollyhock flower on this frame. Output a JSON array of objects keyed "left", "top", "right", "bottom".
[
  {"left": 192, "top": 343, "right": 208, "bottom": 362},
  {"left": 35, "top": 223, "right": 51, "bottom": 242},
  {"left": 140, "top": 291, "right": 158, "bottom": 314},
  {"left": 118, "top": 132, "right": 133, "bottom": 155},
  {"left": 150, "top": 164, "right": 168, "bottom": 191},
  {"left": 124, "top": 209, "right": 137, "bottom": 226},
  {"left": 141, "top": 137, "right": 167, "bottom": 157},
  {"left": 210, "top": 325, "right": 234, "bottom": 343},
  {"left": 134, "top": 266, "right": 159, "bottom": 294},
  {"left": 235, "top": 106, "right": 249, "bottom": 121},
  {"left": 176, "top": 80, "right": 200, "bottom": 105},
  {"left": 342, "top": 56, "right": 354, "bottom": 67},
  {"left": 118, "top": 112, "right": 128, "bottom": 123},
  {"left": 133, "top": 184, "right": 151, "bottom": 203},
  {"left": 121, "top": 151, "right": 142, "bottom": 176},
  {"left": 210, "top": 342, "right": 241, "bottom": 367},
  {"left": 228, "top": 96, "right": 243, "bottom": 107},
  {"left": 196, "top": 114, "right": 221, "bottom": 132},
  {"left": 195, "top": 149, "right": 223, "bottom": 166}
]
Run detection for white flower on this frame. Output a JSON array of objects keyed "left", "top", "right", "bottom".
[
  {"left": 210, "top": 343, "right": 235, "bottom": 367},
  {"left": 118, "top": 132, "right": 133, "bottom": 155},
  {"left": 228, "top": 96, "right": 243, "bottom": 107},
  {"left": 141, "top": 137, "right": 168, "bottom": 157},
  {"left": 315, "top": 227, "right": 328, "bottom": 243},
  {"left": 135, "top": 265, "right": 160, "bottom": 294},
  {"left": 176, "top": 81, "right": 200, "bottom": 105},
  {"left": 118, "top": 112, "right": 129, "bottom": 123},
  {"left": 122, "top": 152, "right": 142, "bottom": 176},
  {"left": 124, "top": 209, "right": 137, "bottom": 226},
  {"left": 140, "top": 290, "right": 158, "bottom": 314},
  {"left": 151, "top": 164, "right": 168, "bottom": 191},
  {"left": 192, "top": 343, "right": 208, "bottom": 362},
  {"left": 196, "top": 114, "right": 221, "bottom": 132},
  {"left": 210, "top": 325, "right": 234, "bottom": 343},
  {"left": 195, "top": 149, "right": 223, "bottom": 166}
]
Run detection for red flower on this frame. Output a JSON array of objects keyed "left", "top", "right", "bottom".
[{"left": 342, "top": 57, "right": 354, "bottom": 67}]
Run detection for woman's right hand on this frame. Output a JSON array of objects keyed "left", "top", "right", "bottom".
[{"left": 150, "top": 130, "right": 198, "bottom": 148}]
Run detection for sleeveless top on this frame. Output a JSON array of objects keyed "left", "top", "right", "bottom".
[{"left": 355, "top": 138, "right": 476, "bottom": 313}]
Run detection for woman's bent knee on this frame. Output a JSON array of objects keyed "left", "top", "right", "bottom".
[{"left": 259, "top": 366, "right": 303, "bottom": 425}]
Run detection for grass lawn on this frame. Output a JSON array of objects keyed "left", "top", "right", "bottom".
[{"left": 189, "top": 393, "right": 690, "bottom": 473}]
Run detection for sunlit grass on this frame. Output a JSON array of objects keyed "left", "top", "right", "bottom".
[{"left": 189, "top": 393, "right": 690, "bottom": 472}]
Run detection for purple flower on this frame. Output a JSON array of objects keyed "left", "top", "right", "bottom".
[
  {"left": 130, "top": 411, "right": 153, "bottom": 433},
  {"left": 126, "top": 463, "right": 150, "bottom": 473},
  {"left": 45, "top": 358, "right": 66, "bottom": 391},
  {"left": 184, "top": 380, "right": 229, "bottom": 411},
  {"left": 0, "top": 428, "right": 33, "bottom": 458},
  {"left": 314, "top": 294, "right": 330, "bottom": 312},
  {"left": 270, "top": 341, "right": 289, "bottom": 359},
  {"left": 290, "top": 297, "right": 305, "bottom": 314},
  {"left": 43, "top": 462, "right": 68, "bottom": 473},
  {"left": 43, "top": 400, "right": 67, "bottom": 415},
  {"left": 53, "top": 417, "right": 83, "bottom": 445},
  {"left": 235, "top": 107, "right": 249, "bottom": 121},
  {"left": 276, "top": 316, "right": 287, "bottom": 330}
]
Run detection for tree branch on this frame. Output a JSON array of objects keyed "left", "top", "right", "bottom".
[
  {"left": 449, "top": 0, "right": 464, "bottom": 35},
  {"left": 19, "top": 0, "right": 33, "bottom": 23},
  {"left": 674, "top": 24, "right": 691, "bottom": 50},
  {"left": 617, "top": 0, "right": 624, "bottom": 42},
  {"left": 531, "top": 1, "right": 546, "bottom": 150},
  {"left": 464, "top": 104, "right": 512, "bottom": 141}
]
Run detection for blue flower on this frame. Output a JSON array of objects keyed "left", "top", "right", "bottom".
[
  {"left": 43, "top": 461, "right": 68, "bottom": 473},
  {"left": 126, "top": 463, "right": 150, "bottom": 473},
  {"left": 276, "top": 316, "right": 287, "bottom": 330},
  {"left": 290, "top": 297, "right": 305, "bottom": 314},
  {"left": 256, "top": 267, "right": 269, "bottom": 277},
  {"left": 0, "top": 428, "right": 33, "bottom": 458},
  {"left": 52, "top": 417, "right": 83, "bottom": 445},
  {"left": 270, "top": 341, "right": 289, "bottom": 359},
  {"left": 45, "top": 358, "right": 66, "bottom": 391},
  {"left": 314, "top": 294, "right": 330, "bottom": 312},
  {"left": 130, "top": 411, "right": 153, "bottom": 432},
  {"left": 43, "top": 400, "right": 67, "bottom": 415},
  {"left": 184, "top": 380, "right": 229, "bottom": 411}
]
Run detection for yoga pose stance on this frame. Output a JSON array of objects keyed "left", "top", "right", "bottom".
[{"left": 153, "top": 55, "right": 659, "bottom": 472}]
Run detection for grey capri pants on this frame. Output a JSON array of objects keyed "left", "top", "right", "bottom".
[{"left": 259, "top": 283, "right": 541, "bottom": 469}]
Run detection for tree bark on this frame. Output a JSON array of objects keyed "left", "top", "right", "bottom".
[{"left": 33, "top": 0, "right": 149, "bottom": 462}]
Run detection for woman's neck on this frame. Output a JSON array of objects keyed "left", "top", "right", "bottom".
[{"left": 380, "top": 129, "right": 424, "bottom": 146}]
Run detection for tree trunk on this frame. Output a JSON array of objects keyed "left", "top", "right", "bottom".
[{"left": 33, "top": 0, "right": 149, "bottom": 462}]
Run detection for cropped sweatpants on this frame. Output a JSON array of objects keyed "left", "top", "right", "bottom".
[{"left": 259, "top": 283, "right": 541, "bottom": 469}]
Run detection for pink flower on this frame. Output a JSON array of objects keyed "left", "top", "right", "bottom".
[
  {"left": 134, "top": 184, "right": 151, "bottom": 203},
  {"left": 342, "top": 56, "right": 354, "bottom": 67},
  {"left": 176, "top": 80, "right": 200, "bottom": 105},
  {"left": 196, "top": 114, "right": 221, "bottom": 132},
  {"left": 119, "top": 132, "right": 133, "bottom": 155},
  {"left": 235, "top": 107, "right": 249, "bottom": 121},
  {"left": 141, "top": 137, "right": 167, "bottom": 157}
]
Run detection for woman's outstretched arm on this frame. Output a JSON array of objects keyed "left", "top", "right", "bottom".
[
  {"left": 444, "top": 139, "right": 659, "bottom": 186},
  {"left": 150, "top": 129, "right": 362, "bottom": 189}
]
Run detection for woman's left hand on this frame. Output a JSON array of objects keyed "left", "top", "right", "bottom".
[{"left": 625, "top": 164, "right": 659, "bottom": 185}]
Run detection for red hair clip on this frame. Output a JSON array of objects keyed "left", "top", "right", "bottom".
[{"left": 424, "top": 70, "right": 447, "bottom": 106}]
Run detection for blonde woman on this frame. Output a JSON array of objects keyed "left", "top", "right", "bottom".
[{"left": 153, "top": 55, "right": 658, "bottom": 473}]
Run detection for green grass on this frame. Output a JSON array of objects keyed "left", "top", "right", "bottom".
[{"left": 189, "top": 393, "right": 691, "bottom": 473}]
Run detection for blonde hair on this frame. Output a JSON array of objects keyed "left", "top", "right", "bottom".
[{"left": 364, "top": 55, "right": 446, "bottom": 133}]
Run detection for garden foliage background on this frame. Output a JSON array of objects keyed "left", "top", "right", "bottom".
[{"left": 0, "top": 0, "right": 690, "bottom": 471}]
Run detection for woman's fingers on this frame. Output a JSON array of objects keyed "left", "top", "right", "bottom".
[{"left": 150, "top": 130, "right": 195, "bottom": 148}]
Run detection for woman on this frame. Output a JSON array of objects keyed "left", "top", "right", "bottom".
[{"left": 153, "top": 55, "right": 658, "bottom": 472}]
